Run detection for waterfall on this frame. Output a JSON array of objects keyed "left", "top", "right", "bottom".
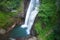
[{"left": 21, "top": 0, "right": 40, "bottom": 35}]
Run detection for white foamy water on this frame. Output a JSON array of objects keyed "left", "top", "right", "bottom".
[{"left": 21, "top": 0, "right": 40, "bottom": 35}]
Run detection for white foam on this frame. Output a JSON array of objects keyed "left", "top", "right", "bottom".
[{"left": 21, "top": 0, "right": 40, "bottom": 35}]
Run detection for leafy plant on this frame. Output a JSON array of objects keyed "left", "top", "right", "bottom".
[
  {"left": 0, "top": 0, "right": 23, "bottom": 29},
  {"left": 35, "top": 0, "right": 57, "bottom": 40},
  {"left": 0, "top": 0, "right": 22, "bottom": 12}
]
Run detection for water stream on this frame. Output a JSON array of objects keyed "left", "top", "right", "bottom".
[{"left": 21, "top": 0, "right": 40, "bottom": 34}]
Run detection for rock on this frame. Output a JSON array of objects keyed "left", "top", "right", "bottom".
[
  {"left": 28, "top": 37, "right": 37, "bottom": 40},
  {"left": 11, "top": 10, "right": 17, "bottom": 12},
  {"left": 0, "top": 28, "right": 6, "bottom": 34},
  {"left": 0, "top": 34, "right": 9, "bottom": 40}
]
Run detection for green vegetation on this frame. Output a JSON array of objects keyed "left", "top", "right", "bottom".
[
  {"left": 53, "top": 0, "right": 60, "bottom": 40},
  {"left": 35, "top": 0, "right": 57, "bottom": 40},
  {"left": 0, "top": 0, "right": 60, "bottom": 40},
  {"left": 0, "top": 0, "right": 23, "bottom": 29},
  {"left": 0, "top": 0, "right": 22, "bottom": 12},
  {"left": 0, "top": 11, "right": 17, "bottom": 29}
]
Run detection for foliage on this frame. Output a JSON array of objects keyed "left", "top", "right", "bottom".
[
  {"left": 35, "top": 0, "right": 57, "bottom": 40},
  {"left": 54, "top": 24, "right": 60, "bottom": 40},
  {"left": 0, "top": 11, "right": 17, "bottom": 29},
  {"left": 0, "top": 0, "right": 23, "bottom": 29},
  {"left": 53, "top": 0, "right": 60, "bottom": 40},
  {"left": 0, "top": 0, "right": 22, "bottom": 12}
]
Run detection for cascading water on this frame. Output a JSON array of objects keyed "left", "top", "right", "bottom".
[
  {"left": 21, "top": 0, "right": 40, "bottom": 34},
  {"left": 9, "top": 0, "right": 40, "bottom": 39}
]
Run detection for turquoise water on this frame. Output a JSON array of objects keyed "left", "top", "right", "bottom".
[{"left": 9, "top": 25, "right": 28, "bottom": 38}]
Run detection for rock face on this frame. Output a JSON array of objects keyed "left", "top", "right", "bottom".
[
  {"left": 0, "top": 28, "right": 9, "bottom": 40},
  {"left": 24, "top": 0, "right": 30, "bottom": 15}
]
